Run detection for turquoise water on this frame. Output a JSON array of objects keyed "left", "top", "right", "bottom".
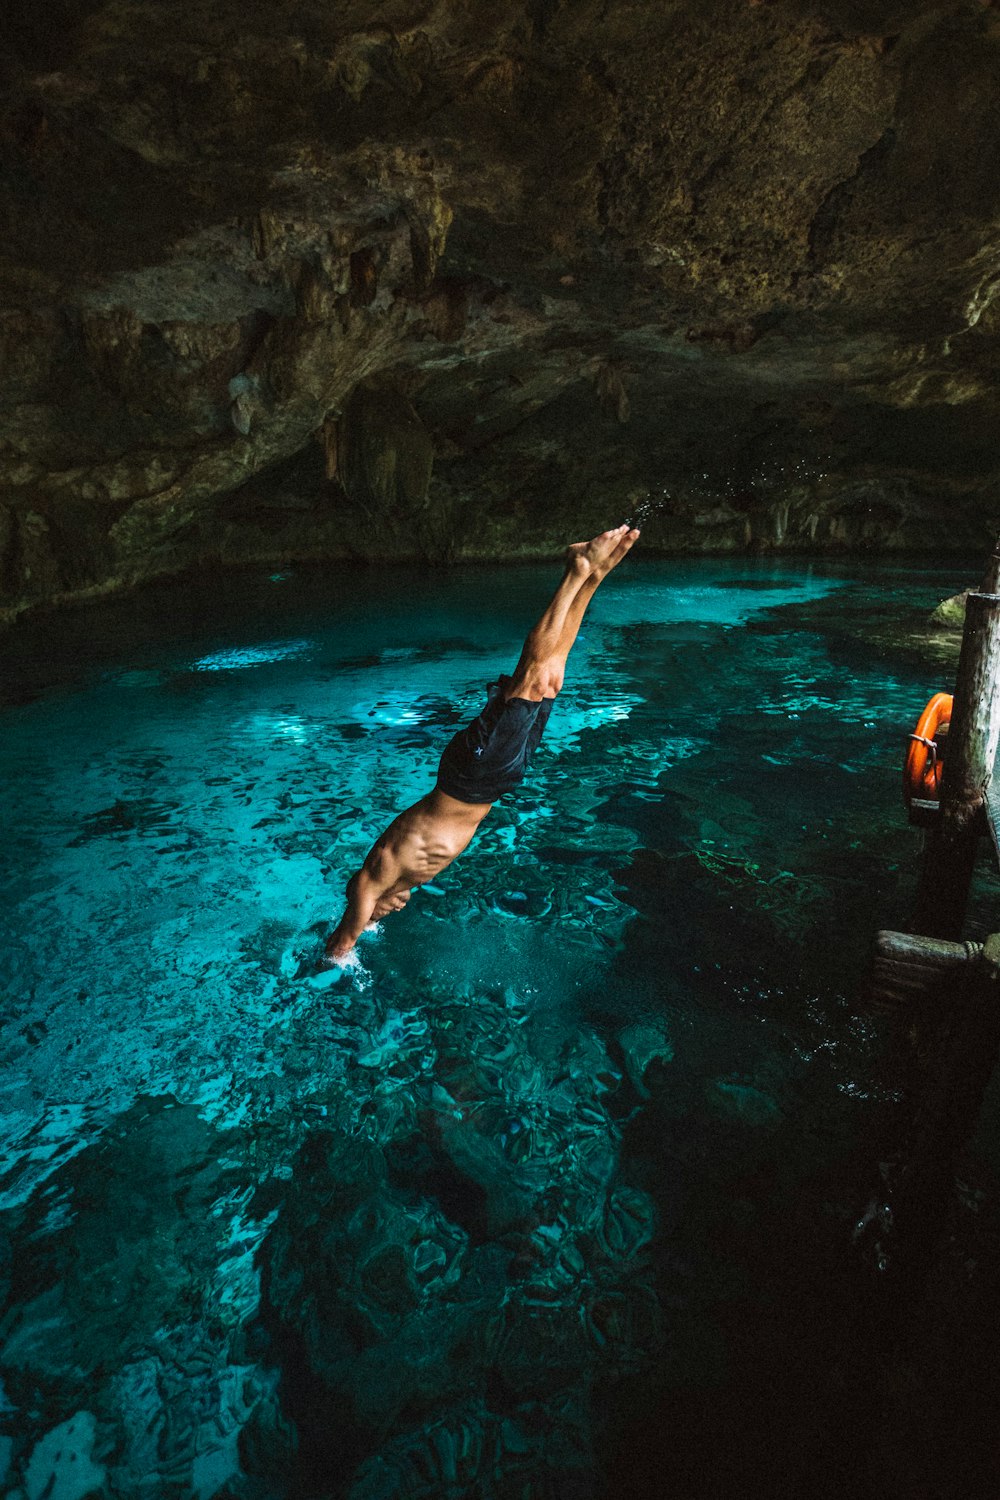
[{"left": 0, "top": 557, "right": 992, "bottom": 1497}]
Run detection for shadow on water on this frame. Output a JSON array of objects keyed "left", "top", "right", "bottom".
[
  {"left": 575, "top": 838, "right": 896, "bottom": 1498},
  {"left": 571, "top": 603, "right": 999, "bottom": 1496}
]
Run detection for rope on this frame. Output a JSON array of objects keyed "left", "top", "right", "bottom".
[{"left": 909, "top": 732, "right": 939, "bottom": 767}]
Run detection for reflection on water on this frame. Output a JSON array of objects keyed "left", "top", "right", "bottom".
[
  {"left": 0, "top": 557, "right": 992, "bottom": 1497},
  {"left": 192, "top": 640, "right": 315, "bottom": 672}
]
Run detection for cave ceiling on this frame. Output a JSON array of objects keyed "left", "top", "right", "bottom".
[{"left": 2, "top": 0, "right": 1000, "bottom": 613}]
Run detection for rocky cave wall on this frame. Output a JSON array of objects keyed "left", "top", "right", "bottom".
[{"left": 2, "top": 0, "right": 1000, "bottom": 619}]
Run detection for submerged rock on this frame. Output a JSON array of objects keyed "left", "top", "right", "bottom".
[
  {"left": 929, "top": 590, "right": 968, "bottom": 630},
  {"left": 617, "top": 1020, "right": 675, "bottom": 1099},
  {"left": 23, "top": 1412, "right": 105, "bottom": 1500},
  {"left": 709, "top": 1077, "right": 783, "bottom": 1128},
  {"left": 256, "top": 980, "right": 659, "bottom": 1491}
]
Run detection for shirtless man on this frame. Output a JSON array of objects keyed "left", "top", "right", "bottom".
[{"left": 324, "top": 525, "right": 640, "bottom": 963}]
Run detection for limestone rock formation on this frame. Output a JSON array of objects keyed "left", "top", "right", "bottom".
[
  {"left": 930, "top": 590, "right": 969, "bottom": 629},
  {"left": 2, "top": 0, "right": 1000, "bottom": 617}
]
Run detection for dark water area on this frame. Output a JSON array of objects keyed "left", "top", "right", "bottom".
[{"left": 2, "top": 556, "right": 999, "bottom": 1498}]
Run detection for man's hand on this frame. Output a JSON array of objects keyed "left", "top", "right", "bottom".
[
  {"left": 372, "top": 889, "right": 412, "bottom": 920},
  {"left": 325, "top": 869, "right": 381, "bottom": 961},
  {"left": 323, "top": 937, "right": 355, "bottom": 964}
]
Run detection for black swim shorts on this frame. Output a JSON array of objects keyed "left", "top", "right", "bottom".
[{"left": 436, "top": 674, "right": 556, "bottom": 803}]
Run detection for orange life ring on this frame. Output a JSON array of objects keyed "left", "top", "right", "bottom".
[{"left": 903, "top": 692, "right": 953, "bottom": 804}]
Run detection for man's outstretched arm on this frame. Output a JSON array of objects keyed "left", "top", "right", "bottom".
[{"left": 325, "top": 870, "right": 382, "bottom": 961}]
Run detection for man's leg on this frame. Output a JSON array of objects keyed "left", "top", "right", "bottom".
[{"left": 506, "top": 526, "right": 639, "bottom": 700}]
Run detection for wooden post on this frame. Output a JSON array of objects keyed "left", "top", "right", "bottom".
[
  {"left": 867, "top": 929, "right": 982, "bottom": 1008},
  {"left": 911, "top": 536, "right": 1000, "bottom": 939},
  {"left": 940, "top": 539, "right": 1000, "bottom": 836},
  {"left": 858, "top": 932, "right": 1000, "bottom": 1285},
  {"left": 901, "top": 932, "right": 1000, "bottom": 1205}
]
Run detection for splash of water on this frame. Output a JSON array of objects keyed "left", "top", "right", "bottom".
[{"left": 625, "top": 452, "right": 835, "bottom": 527}]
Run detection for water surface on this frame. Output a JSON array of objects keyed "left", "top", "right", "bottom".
[{"left": 0, "top": 556, "right": 991, "bottom": 1498}]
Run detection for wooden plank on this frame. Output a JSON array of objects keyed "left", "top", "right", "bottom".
[
  {"left": 868, "top": 929, "right": 982, "bottom": 1007},
  {"left": 907, "top": 797, "right": 940, "bottom": 829}
]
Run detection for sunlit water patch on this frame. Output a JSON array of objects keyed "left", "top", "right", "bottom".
[
  {"left": 191, "top": 639, "right": 315, "bottom": 672},
  {"left": 0, "top": 556, "right": 989, "bottom": 1498}
]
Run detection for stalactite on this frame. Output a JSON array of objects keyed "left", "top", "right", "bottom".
[
  {"left": 595, "top": 363, "right": 630, "bottom": 424},
  {"left": 318, "top": 415, "right": 340, "bottom": 481}
]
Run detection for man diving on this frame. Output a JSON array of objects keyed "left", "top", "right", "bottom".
[{"left": 324, "top": 524, "right": 640, "bottom": 963}]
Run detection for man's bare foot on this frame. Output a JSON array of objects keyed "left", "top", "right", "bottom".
[
  {"left": 566, "top": 526, "right": 639, "bottom": 579},
  {"left": 598, "top": 526, "right": 640, "bottom": 578}
]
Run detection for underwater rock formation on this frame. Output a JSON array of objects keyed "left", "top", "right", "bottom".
[
  {"left": 252, "top": 982, "right": 658, "bottom": 1496},
  {"left": 2, "top": 0, "right": 1000, "bottom": 617}
]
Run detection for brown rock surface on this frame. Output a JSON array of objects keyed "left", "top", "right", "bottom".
[{"left": 2, "top": 0, "right": 1000, "bottom": 618}]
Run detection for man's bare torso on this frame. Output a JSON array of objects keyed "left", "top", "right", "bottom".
[
  {"left": 366, "top": 791, "right": 489, "bottom": 895},
  {"left": 326, "top": 790, "right": 491, "bottom": 955}
]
